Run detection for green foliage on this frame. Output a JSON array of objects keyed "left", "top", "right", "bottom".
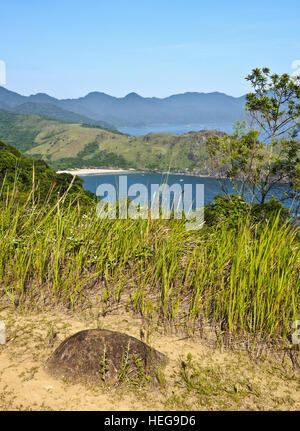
[
  {"left": 0, "top": 110, "right": 40, "bottom": 152},
  {"left": 246, "top": 68, "right": 300, "bottom": 218},
  {"left": 0, "top": 140, "right": 95, "bottom": 204},
  {"left": 245, "top": 67, "right": 300, "bottom": 141},
  {"left": 204, "top": 195, "right": 250, "bottom": 227},
  {"left": 13, "top": 103, "right": 116, "bottom": 131},
  {"left": 77, "top": 141, "right": 99, "bottom": 158},
  {"left": 207, "top": 123, "right": 267, "bottom": 200},
  {"left": 118, "top": 342, "right": 131, "bottom": 383},
  {"left": 251, "top": 197, "right": 291, "bottom": 224},
  {"left": 0, "top": 190, "right": 298, "bottom": 347},
  {"left": 52, "top": 150, "right": 129, "bottom": 170},
  {"left": 80, "top": 123, "right": 122, "bottom": 134},
  {"left": 99, "top": 344, "right": 109, "bottom": 382},
  {"left": 207, "top": 68, "right": 300, "bottom": 210},
  {"left": 0, "top": 110, "right": 220, "bottom": 172},
  {"left": 49, "top": 140, "right": 128, "bottom": 170},
  {"left": 205, "top": 195, "right": 291, "bottom": 227}
]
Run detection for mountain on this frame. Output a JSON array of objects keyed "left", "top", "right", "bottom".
[
  {"left": 0, "top": 86, "right": 27, "bottom": 107},
  {"left": 13, "top": 102, "right": 116, "bottom": 129},
  {"left": 0, "top": 86, "right": 247, "bottom": 128},
  {"left": 0, "top": 109, "right": 224, "bottom": 173},
  {"left": 60, "top": 91, "right": 247, "bottom": 127},
  {"left": 0, "top": 87, "right": 116, "bottom": 130}
]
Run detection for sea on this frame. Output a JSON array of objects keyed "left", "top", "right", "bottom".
[
  {"left": 79, "top": 124, "right": 294, "bottom": 214},
  {"left": 118, "top": 123, "right": 234, "bottom": 136},
  {"left": 80, "top": 172, "right": 293, "bottom": 214}
]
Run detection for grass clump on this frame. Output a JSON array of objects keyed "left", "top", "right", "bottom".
[{"left": 0, "top": 171, "right": 299, "bottom": 351}]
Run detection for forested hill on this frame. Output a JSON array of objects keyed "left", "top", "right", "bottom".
[
  {"left": 0, "top": 109, "right": 224, "bottom": 173},
  {"left": 0, "top": 140, "right": 95, "bottom": 203}
]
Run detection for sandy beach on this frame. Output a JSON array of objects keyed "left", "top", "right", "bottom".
[
  {"left": 56, "top": 168, "right": 137, "bottom": 175},
  {"left": 56, "top": 167, "right": 220, "bottom": 178}
]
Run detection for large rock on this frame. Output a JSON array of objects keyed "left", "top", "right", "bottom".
[{"left": 45, "top": 329, "right": 168, "bottom": 386}]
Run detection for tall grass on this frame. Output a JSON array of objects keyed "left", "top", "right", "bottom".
[{"left": 0, "top": 181, "right": 299, "bottom": 348}]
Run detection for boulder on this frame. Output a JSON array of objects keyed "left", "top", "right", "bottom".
[{"left": 45, "top": 329, "right": 168, "bottom": 386}]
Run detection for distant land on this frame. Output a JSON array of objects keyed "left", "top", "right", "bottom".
[
  {"left": 0, "top": 86, "right": 247, "bottom": 128},
  {"left": 0, "top": 86, "right": 251, "bottom": 175},
  {"left": 0, "top": 109, "right": 228, "bottom": 173}
]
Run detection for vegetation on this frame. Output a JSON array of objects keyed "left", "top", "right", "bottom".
[
  {"left": 0, "top": 177, "right": 298, "bottom": 350},
  {"left": 207, "top": 68, "right": 300, "bottom": 223},
  {"left": 0, "top": 140, "right": 95, "bottom": 204},
  {"left": 0, "top": 66, "right": 299, "bottom": 360},
  {"left": 204, "top": 195, "right": 291, "bottom": 227},
  {"left": 12, "top": 102, "right": 116, "bottom": 130},
  {"left": 0, "top": 110, "right": 225, "bottom": 172},
  {"left": 245, "top": 67, "right": 300, "bottom": 141}
]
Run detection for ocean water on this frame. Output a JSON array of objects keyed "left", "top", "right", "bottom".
[
  {"left": 80, "top": 172, "right": 293, "bottom": 211},
  {"left": 118, "top": 123, "right": 235, "bottom": 136}
]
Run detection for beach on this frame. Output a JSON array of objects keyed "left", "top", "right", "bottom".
[
  {"left": 56, "top": 168, "right": 137, "bottom": 175},
  {"left": 56, "top": 167, "right": 216, "bottom": 178}
]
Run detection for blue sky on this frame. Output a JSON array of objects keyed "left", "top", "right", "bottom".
[{"left": 1, "top": 0, "right": 299, "bottom": 98}]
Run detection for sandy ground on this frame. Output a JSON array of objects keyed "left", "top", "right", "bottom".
[
  {"left": 0, "top": 306, "right": 299, "bottom": 411},
  {"left": 56, "top": 168, "right": 137, "bottom": 175}
]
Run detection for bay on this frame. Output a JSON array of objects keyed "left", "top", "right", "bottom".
[
  {"left": 80, "top": 172, "right": 293, "bottom": 212},
  {"left": 118, "top": 123, "right": 235, "bottom": 136}
]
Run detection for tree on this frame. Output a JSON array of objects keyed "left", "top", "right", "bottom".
[
  {"left": 207, "top": 68, "right": 300, "bottom": 216},
  {"left": 245, "top": 67, "right": 300, "bottom": 143},
  {"left": 245, "top": 68, "right": 300, "bottom": 215},
  {"left": 207, "top": 122, "right": 265, "bottom": 203}
]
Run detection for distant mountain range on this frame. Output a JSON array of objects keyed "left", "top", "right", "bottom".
[
  {"left": 0, "top": 87, "right": 116, "bottom": 130},
  {"left": 0, "top": 86, "right": 247, "bottom": 128}
]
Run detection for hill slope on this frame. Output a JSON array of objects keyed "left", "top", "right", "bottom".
[
  {"left": 0, "top": 87, "right": 116, "bottom": 130},
  {"left": 0, "top": 139, "right": 94, "bottom": 203},
  {"left": 0, "top": 110, "right": 223, "bottom": 173},
  {"left": 13, "top": 102, "right": 116, "bottom": 129}
]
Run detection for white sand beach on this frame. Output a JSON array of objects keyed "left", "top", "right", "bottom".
[{"left": 56, "top": 168, "right": 137, "bottom": 175}]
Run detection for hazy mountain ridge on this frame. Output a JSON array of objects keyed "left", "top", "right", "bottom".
[
  {"left": 0, "top": 87, "right": 116, "bottom": 129},
  {"left": 0, "top": 86, "right": 247, "bottom": 127}
]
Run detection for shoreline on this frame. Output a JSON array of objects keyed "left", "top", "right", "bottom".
[
  {"left": 56, "top": 168, "right": 137, "bottom": 175},
  {"left": 56, "top": 167, "right": 217, "bottom": 178},
  {"left": 56, "top": 167, "right": 292, "bottom": 184}
]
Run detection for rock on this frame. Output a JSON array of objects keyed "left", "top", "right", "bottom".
[
  {"left": 45, "top": 329, "right": 168, "bottom": 386},
  {"left": 0, "top": 321, "right": 5, "bottom": 345}
]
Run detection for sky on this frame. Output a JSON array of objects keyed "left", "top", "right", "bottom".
[{"left": 1, "top": 0, "right": 299, "bottom": 99}]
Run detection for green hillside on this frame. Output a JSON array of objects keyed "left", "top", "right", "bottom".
[
  {"left": 0, "top": 110, "right": 222, "bottom": 172},
  {"left": 0, "top": 139, "right": 95, "bottom": 203},
  {"left": 12, "top": 102, "right": 116, "bottom": 130}
]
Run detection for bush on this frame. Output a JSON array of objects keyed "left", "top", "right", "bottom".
[
  {"left": 204, "top": 195, "right": 291, "bottom": 228},
  {"left": 205, "top": 195, "right": 250, "bottom": 227},
  {"left": 251, "top": 198, "right": 291, "bottom": 224}
]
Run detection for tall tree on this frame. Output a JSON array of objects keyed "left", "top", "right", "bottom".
[
  {"left": 207, "top": 68, "right": 300, "bottom": 215},
  {"left": 245, "top": 67, "right": 300, "bottom": 143}
]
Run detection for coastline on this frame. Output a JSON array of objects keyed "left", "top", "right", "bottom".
[
  {"left": 56, "top": 167, "right": 217, "bottom": 178},
  {"left": 56, "top": 167, "right": 290, "bottom": 183},
  {"left": 56, "top": 168, "right": 137, "bottom": 176}
]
